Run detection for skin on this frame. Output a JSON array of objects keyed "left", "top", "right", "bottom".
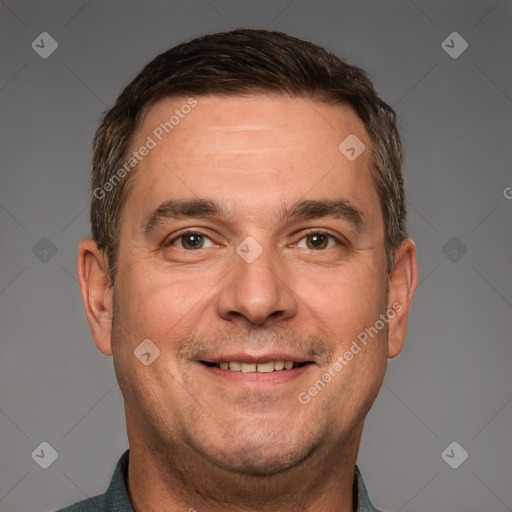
[{"left": 78, "top": 95, "right": 418, "bottom": 512}]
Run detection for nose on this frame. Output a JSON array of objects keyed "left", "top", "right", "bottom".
[{"left": 215, "top": 238, "right": 299, "bottom": 326}]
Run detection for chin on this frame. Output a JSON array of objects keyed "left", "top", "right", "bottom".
[
  {"left": 216, "top": 447, "right": 309, "bottom": 476},
  {"left": 195, "top": 426, "right": 316, "bottom": 476}
]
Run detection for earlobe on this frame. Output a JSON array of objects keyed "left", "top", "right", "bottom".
[
  {"left": 387, "top": 238, "right": 418, "bottom": 358},
  {"left": 77, "top": 238, "right": 114, "bottom": 356}
]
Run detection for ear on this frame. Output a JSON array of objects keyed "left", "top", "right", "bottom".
[
  {"left": 77, "top": 238, "right": 114, "bottom": 356},
  {"left": 387, "top": 238, "right": 418, "bottom": 358}
]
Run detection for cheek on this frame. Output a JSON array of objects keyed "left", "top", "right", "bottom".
[
  {"left": 303, "top": 259, "right": 387, "bottom": 335},
  {"left": 109, "top": 273, "right": 199, "bottom": 431},
  {"left": 110, "top": 262, "right": 226, "bottom": 407},
  {"left": 299, "top": 260, "right": 389, "bottom": 395},
  {"left": 316, "top": 326, "right": 388, "bottom": 437},
  {"left": 114, "top": 261, "right": 217, "bottom": 340}
]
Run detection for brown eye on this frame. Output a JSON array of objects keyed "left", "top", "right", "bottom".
[
  {"left": 296, "top": 231, "right": 339, "bottom": 250},
  {"left": 306, "top": 233, "right": 330, "bottom": 250},
  {"left": 168, "top": 232, "right": 214, "bottom": 250},
  {"left": 181, "top": 234, "right": 204, "bottom": 249}
]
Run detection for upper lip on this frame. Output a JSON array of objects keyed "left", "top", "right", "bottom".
[{"left": 198, "top": 353, "right": 315, "bottom": 364}]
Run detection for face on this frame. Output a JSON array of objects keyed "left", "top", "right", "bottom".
[{"left": 81, "top": 94, "right": 416, "bottom": 476}]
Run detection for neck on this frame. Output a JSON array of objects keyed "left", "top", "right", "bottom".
[{"left": 126, "top": 418, "right": 363, "bottom": 512}]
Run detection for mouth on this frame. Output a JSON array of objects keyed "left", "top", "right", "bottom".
[{"left": 200, "top": 360, "right": 313, "bottom": 373}]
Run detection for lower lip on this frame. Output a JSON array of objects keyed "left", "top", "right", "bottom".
[{"left": 198, "top": 362, "right": 313, "bottom": 388}]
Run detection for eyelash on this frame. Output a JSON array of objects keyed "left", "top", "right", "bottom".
[{"left": 165, "top": 229, "right": 346, "bottom": 250}]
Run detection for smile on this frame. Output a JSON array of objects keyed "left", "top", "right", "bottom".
[{"left": 200, "top": 360, "right": 311, "bottom": 373}]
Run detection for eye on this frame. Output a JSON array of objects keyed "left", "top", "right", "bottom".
[
  {"left": 295, "top": 231, "right": 341, "bottom": 250},
  {"left": 167, "top": 232, "right": 215, "bottom": 250}
]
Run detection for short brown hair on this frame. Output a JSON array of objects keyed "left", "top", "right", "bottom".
[{"left": 91, "top": 29, "right": 406, "bottom": 282}]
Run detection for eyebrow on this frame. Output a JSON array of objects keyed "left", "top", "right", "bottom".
[{"left": 142, "top": 197, "right": 368, "bottom": 235}]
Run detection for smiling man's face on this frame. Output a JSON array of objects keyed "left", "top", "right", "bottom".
[{"left": 81, "top": 94, "right": 416, "bottom": 479}]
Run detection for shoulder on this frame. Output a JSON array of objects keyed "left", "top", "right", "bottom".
[
  {"left": 56, "top": 494, "right": 107, "bottom": 512},
  {"left": 354, "top": 465, "right": 385, "bottom": 512},
  {"left": 55, "top": 449, "right": 131, "bottom": 512}
]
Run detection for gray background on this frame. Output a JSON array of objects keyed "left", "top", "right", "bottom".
[{"left": 0, "top": 1, "right": 511, "bottom": 511}]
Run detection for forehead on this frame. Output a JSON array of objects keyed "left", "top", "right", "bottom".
[
  {"left": 125, "top": 94, "right": 380, "bottom": 231},
  {"left": 136, "top": 94, "right": 368, "bottom": 159}
]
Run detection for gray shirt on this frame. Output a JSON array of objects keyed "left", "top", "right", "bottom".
[{"left": 57, "top": 449, "right": 382, "bottom": 512}]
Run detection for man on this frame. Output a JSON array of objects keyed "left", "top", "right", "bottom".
[{"left": 61, "top": 29, "right": 417, "bottom": 512}]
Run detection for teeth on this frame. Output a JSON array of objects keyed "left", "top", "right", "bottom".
[
  {"left": 241, "top": 363, "right": 256, "bottom": 373},
  {"left": 214, "top": 360, "right": 300, "bottom": 372},
  {"left": 256, "top": 361, "right": 275, "bottom": 373}
]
